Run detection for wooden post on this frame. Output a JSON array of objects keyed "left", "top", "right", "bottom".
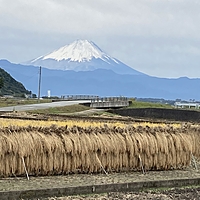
[
  {"left": 96, "top": 154, "right": 108, "bottom": 176},
  {"left": 138, "top": 154, "right": 145, "bottom": 174},
  {"left": 191, "top": 154, "right": 198, "bottom": 171},
  {"left": 22, "top": 157, "right": 29, "bottom": 180}
]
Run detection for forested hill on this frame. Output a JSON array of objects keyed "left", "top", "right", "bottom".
[{"left": 0, "top": 68, "right": 31, "bottom": 96}]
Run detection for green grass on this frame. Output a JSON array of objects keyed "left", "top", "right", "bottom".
[
  {"left": 29, "top": 104, "right": 91, "bottom": 115},
  {"left": 0, "top": 98, "right": 52, "bottom": 107},
  {"left": 128, "top": 100, "right": 173, "bottom": 109},
  {"left": 0, "top": 97, "right": 174, "bottom": 116},
  {"left": 91, "top": 110, "right": 121, "bottom": 117}
]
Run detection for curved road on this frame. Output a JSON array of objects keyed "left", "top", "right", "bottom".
[{"left": 0, "top": 100, "right": 91, "bottom": 112}]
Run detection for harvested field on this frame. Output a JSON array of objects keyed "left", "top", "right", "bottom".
[
  {"left": 0, "top": 115, "right": 199, "bottom": 177},
  {"left": 47, "top": 187, "right": 200, "bottom": 200},
  {"left": 1, "top": 169, "right": 200, "bottom": 199},
  {"left": 0, "top": 113, "right": 200, "bottom": 199},
  {"left": 0, "top": 170, "right": 199, "bottom": 191}
]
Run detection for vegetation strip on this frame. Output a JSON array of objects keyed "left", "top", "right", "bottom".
[
  {"left": 1, "top": 178, "right": 200, "bottom": 200},
  {"left": 0, "top": 113, "right": 177, "bottom": 124}
]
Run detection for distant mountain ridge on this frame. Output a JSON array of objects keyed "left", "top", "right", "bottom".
[
  {"left": 1, "top": 39, "right": 199, "bottom": 100},
  {"left": 1, "top": 59, "right": 200, "bottom": 100},
  {"left": 25, "top": 39, "right": 144, "bottom": 75}
]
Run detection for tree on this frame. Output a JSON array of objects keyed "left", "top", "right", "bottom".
[
  {"left": 0, "top": 77, "right": 3, "bottom": 89},
  {"left": 32, "top": 93, "right": 37, "bottom": 98},
  {"left": 0, "top": 77, "right": 4, "bottom": 96}
]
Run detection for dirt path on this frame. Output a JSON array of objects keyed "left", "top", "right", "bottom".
[
  {"left": 0, "top": 169, "right": 199, "bottom": 192},
  {"left": 1, "top": 168, "right": 200, "bottom": 199},
  {"left": 67, "top": 108, "right": 105, "bottom": 116},
  {"left": 48, "top": 187, "right": 200, "bottom": 200}
]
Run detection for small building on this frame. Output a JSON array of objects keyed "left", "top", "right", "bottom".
[{"left": 174, "top": 102, "right": 200, "bottom": 109}]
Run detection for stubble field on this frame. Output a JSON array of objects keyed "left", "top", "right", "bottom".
[{"left": 0, "top": 112, "right": 200, "bottom": 199}]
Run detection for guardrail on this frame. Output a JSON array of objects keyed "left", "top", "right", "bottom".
[
  {"left": 61, "top": 95, "right": 99, "bottom": 100},
  {"left": 90, "top": 97, "right": 129, "bottom": 108},
  {"left": 174, "top": 102, "right": 200, "bottom": 109}
]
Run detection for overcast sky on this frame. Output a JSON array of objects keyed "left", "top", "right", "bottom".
[{"left": 0, "top": 0, "right": 200, "bottom": 78}]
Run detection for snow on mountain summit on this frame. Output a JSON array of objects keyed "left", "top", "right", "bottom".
[
  {"left": 32, "top": 40, "right": 117, "bottom": 63},
  {"left": 27, "top": 39, "right": 145, "bottom": 75}
]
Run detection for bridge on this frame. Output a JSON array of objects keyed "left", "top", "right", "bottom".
[{"left": 61, "top": 95, "right": 130, "bottom": 108}]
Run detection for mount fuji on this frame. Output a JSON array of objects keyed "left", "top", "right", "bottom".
[
  {"left": 1, "top": 40, "right": 200, "bottom": 100},
  {"left": 26, "top": 39, "right": 144, "bottom": 75}
]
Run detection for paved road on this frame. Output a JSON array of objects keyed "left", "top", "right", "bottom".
[{"left": 0, "top": 100, "right": 90, "bottom": 112}]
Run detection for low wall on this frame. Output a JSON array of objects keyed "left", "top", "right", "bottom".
[
  {"left": 109, "top": 108, "right": 200, "bottom": 122},
  {"left": 1, "top": 178, "right": 200, "bottom": 200}
]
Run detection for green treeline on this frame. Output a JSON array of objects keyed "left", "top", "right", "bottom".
[{"left": 0, "top": 68, "right": 31, "bottom": 97}]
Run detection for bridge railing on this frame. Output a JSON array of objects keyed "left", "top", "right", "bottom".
[
  {"left": 91, "top": 96, "right": 128, "bottom": 102},
  {"left": 60, "top": 95, "right": 129, "bottom": 108},
  {"left": 174, "top": 102, "right": 200, "bottom": 109},
  {"left": 61, "top": 95, "right": 99, "bottom": 100},
  {"left": 90, "top": 97, "right": 129, "bottom": 108}
]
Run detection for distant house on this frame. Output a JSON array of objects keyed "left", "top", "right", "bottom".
[{"left": 174, "top": 102, "right": 200, "bottom": 109}]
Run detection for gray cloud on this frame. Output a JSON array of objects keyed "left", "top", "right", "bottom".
[{"left": 0, "top": 0, "right": 200, "bottom": 77}]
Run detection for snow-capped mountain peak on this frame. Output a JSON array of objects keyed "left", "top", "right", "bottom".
[
  {"left": 27, "top": 39, "right": 145, "bottom": 75},
  {"left": 32, "top": 39, "right": 116, "bottom": 63}
]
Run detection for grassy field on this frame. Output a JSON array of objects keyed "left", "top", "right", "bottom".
[
  {"left": 29, "top": 104, "right": 91, "bottom": 114},
  {"left": 0, "top": 98, "right": 52, "bottom": 107},
  {"left": 0, "top": 97, "right": 174, "bottom": 115},
  {"left": 27, "top": 100, "right": 173, "bottom": 115},
  {"left": 129, "top": 100, "right": 173, "bottom": 109}
]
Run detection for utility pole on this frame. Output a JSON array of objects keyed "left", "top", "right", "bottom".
[{"left": 38, "top": 66, "right": 42, "bottom": 102}]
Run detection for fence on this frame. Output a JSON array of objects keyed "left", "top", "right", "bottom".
[
  {"left": 61, "top": 95, "right": 99, "bottom": 100},
  {"left": 90, "top": 97, "right": 129, "bottom": 108}
]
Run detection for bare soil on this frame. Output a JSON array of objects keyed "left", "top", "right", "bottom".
[
  {"left": 1, "top": 168, "right": 200, "bottom": 199},
  {"left": 47, "top": 187, "right": 200, "bottom": 200}
]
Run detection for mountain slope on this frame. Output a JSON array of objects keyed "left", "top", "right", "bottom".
[
  {"left": 26, "top": 40, "right": 145, "bottom": 75},
  {"left": 1, "top": 59, "right": 200, "bottom": 100},
  {"left": 0, "top": 67, "right": 31, "bottom": 96}
]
